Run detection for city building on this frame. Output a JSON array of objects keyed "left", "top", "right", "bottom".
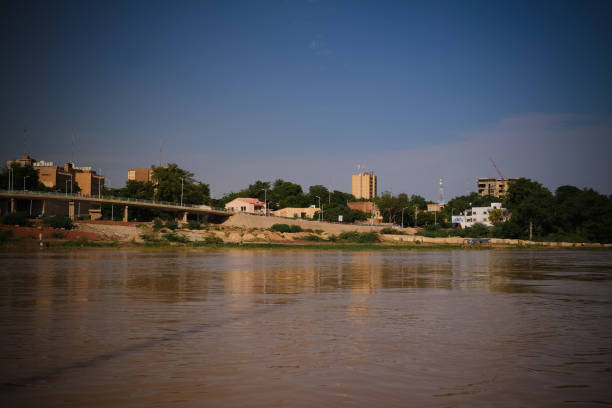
[
  {"left": 351, "top": 171, "right": 377, "bottom": 200},
  {"left": 128, "top": 168, "right": 153, "bottom": 183},
  {"left": 426, "top": 203, "right": 445, "bottom": 212},
  {"left": 451, "top": 202, "right": 508, "bottom": 228},
  {"left": 477, "top": 177, "right": 519, "bottom": 197},
  {"left": 6, "top": 155, "right": 36, "bottom": 167},
  {"left": 347, "top": 201, "right": 383, "bottom": 224},
  {"left": 273, "top": 206, "right": 318, "bottom": 219},
  {"left": 8, "top": 155, "right": 104, "bottom": 196},
  {"left": 225, "top": 198, "right": 266, "bottom": 214}
]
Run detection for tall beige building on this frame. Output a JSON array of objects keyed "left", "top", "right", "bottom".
[
  {"left": 128, "top": 168, "right": 153, "bottom": 183},
  {"left": 477, "top": 177, "right": 519, "bottom": 197},
  {"left": 351, "top": 171, "right": 377, "bottom": 199}
]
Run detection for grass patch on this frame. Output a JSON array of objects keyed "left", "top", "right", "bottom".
[{"left": 60, "top": 238, "right": 118, "bottom": 247}]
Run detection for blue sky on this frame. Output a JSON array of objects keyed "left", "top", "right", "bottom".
[{"left": 1, "top": 0, "right": 611, "bottom": 199}]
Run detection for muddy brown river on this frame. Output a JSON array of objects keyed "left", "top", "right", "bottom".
[{"left": 1, "top": 249, "right": 611, "bottom": 407}]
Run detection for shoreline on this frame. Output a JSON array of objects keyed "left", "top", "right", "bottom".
[{"left": 1, "top": 222, "right": 610, "bottom": 252}]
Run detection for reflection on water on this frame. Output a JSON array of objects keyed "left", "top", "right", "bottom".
[{"left": 1, "top": 249, "right": 611, "bottom": 407}]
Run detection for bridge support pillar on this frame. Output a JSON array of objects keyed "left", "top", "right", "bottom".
[
  {"left": 41, "top": 200, "right": 46, "bottom": 217},
  {"left": 10, "top": 198, "right": 16, "bottom": 213},
  {"left": 123, "top": 206, "right": 129, "bottom": 222},
  {"left": 69, "top": 201, "right": 75, "bottom": 220}
]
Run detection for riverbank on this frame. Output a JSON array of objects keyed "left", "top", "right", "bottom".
[{"left": 1, "top": 222, "right": 610, "bottom": 251}]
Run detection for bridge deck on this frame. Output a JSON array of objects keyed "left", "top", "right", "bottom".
[{"left": 0, "top": 190, "right": 232, "bottom": 217}]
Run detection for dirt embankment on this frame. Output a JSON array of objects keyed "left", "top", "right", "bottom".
[
  {"left": 222, "top": 213, "right": 419, "bottom": 235},
  {"left": 0, "top": 224, "right": 104, "bottom": 241}
]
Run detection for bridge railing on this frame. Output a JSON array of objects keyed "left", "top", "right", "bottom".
[{"left": 0, "top": 189, "right": 231, "bottom": 212}]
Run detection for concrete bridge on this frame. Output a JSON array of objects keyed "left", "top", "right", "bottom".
[{"left": 0, "top": 190, "right": 233, "bottom": 223}]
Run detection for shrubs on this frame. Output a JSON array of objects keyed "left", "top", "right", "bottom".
[
  {"left": 43, "top": 215, "right": 73, "bottom": 230},
  {"left": 163, "top": 232, "right": 190, "bottom": 243},
  {"left": 301, "top": 234, "right": 324, "bottom": 242},
  {"left": 193, "top": 235, "right": 224, "bottom": 246},
  {"left": 380, "top": 227, "right": 406, "bottom": 235},
  {"left": 0, "top": 230, "right": 13, "bottom": 244},
  {"left": 187, "top": 220, "right": 201, "bottom": 230},
  {"left": 337, "top": 231, "right": 380, "bottom": 243},
  {"left": 1, "top": 212, "right": 30, "bottom": 227},
  {"left": 153, "top": 219, "right": 163, "bottom": 231},
  {"left": 270, "top": 224, "right": 303, "bottom": 233},
  {"left": 164, "top": 219, "right": 178, "bottom": 230}
]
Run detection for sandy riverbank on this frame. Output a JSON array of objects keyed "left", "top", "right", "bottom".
[{"left": 1, "top": 220, "right": 610, "bottom": 250}]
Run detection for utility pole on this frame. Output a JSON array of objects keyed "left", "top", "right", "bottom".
[
  {"left": 316, "top": 196, "right": 321, "bottom": 222},
  {"left": 529, "top": 220, "right": 533, "bottom": 241}
]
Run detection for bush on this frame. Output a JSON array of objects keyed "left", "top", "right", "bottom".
[
  {"left": 164, "top": 219, "right": 178, "bottom": 230},
  {"left": 163, "top": 232, "right": 189, "bottom": 243},
  {"left": 153, "top": 219, "right": 163, "bottom": 231},
  {"left": 1, "top": 212, "right": 30, "bottom": 227},
  {"left": 140, "top": 233, "right": 161, "bottom": 242},
  {"left": 193, "top": 235, "right": 224, "bottom": 246},
  {"left": 270, "top": 224, "right": 302, "bottom": 233},
  {"left": 337, "top": 231, "right": 380, "bottom": 243},
  {"left": 380, "top": 227, "right": 406, "bottom": 235},
  {"left": 0, "top": 230, "right": 13, "bottom": 244},
  {"left": 187, "top": 220, "right": 201, "bottom": 230},
  {"left": 43, "top": 215, "right": 73, "bottom": 230},
  {"left": 301, "top": 234, "right": 324, "bottom": 241}
]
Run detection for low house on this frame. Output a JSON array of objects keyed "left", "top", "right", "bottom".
[
  {"left": 225, "top": 198, "right": 266, "bottom": 214},
  {"left": 452, "top": 202, "right": 508, "bottom": 228},
  {"left": 347, "top": 201, "right": 383, "bottom": 224},
  {"left": 273, "top": 206, "right": 318, "bottom": 219}
]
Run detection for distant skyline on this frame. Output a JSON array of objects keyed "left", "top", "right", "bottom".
[{"left": 1, "top": 0, "right": 611, "bottom": 200}]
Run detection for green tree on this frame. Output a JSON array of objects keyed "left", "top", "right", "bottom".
[
  {"left": 504, "top": 178, "right": 554, "bottom": 238},
  {"left": 152, "top": 164, "right": 210, "bottom": 205}
]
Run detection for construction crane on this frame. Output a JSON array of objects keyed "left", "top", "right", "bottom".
[{"left": 490, "top": 158, "right": 505, "bottom": 180}]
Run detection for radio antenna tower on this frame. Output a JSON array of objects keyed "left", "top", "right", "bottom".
[
  {"left": 71, "top": 129, "right": 76, "bottom": 163},
  {"left": 159, "top": 137, "right": 163, "bottom": 167},
  {"left": 23, "top": 125, "right": 28, "bottom": 156},
  {"left": 439, "top": 178, "right": 444, "bottom": 205}
]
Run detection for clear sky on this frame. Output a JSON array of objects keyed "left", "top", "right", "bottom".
[{"left": 1, "top": 0, "right": 611, "bottom": 200}]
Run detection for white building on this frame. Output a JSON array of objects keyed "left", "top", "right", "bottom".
[
  {"left": 225, "top": 198, "right": 266, "bottom": 214},
  {"left": 451, "top": 202, "right": 507, "bottom": 228}
]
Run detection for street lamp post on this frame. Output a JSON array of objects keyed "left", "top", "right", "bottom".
[
  {"left": 23, "top": 176, "right": 29, "bottom": 192},
  {"left": 401, "top": 207, "right": 409, "bottom": 228},
  {"left": 261, "top": 189, "right": 267, "bottom": 216},
  {"left": 180, "top": 177, "right": 184, "bottom": 206},
  {"left": 315, "top": 196, "right": 321, "bottom": 222}
]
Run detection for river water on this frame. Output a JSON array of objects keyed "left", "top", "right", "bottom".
[{"left": 1, "top": 249, "right": 611, "bottom": 407}]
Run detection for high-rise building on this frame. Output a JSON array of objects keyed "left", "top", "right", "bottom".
[
  {"left": 477, "top": 177, "right": 519, "bottom": 197},
  {"left": 351, "top": 171, "right": 377, "bottom": 200},
  {"left": 128, "top": 168, "right": 153, "bottom": 183}
]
